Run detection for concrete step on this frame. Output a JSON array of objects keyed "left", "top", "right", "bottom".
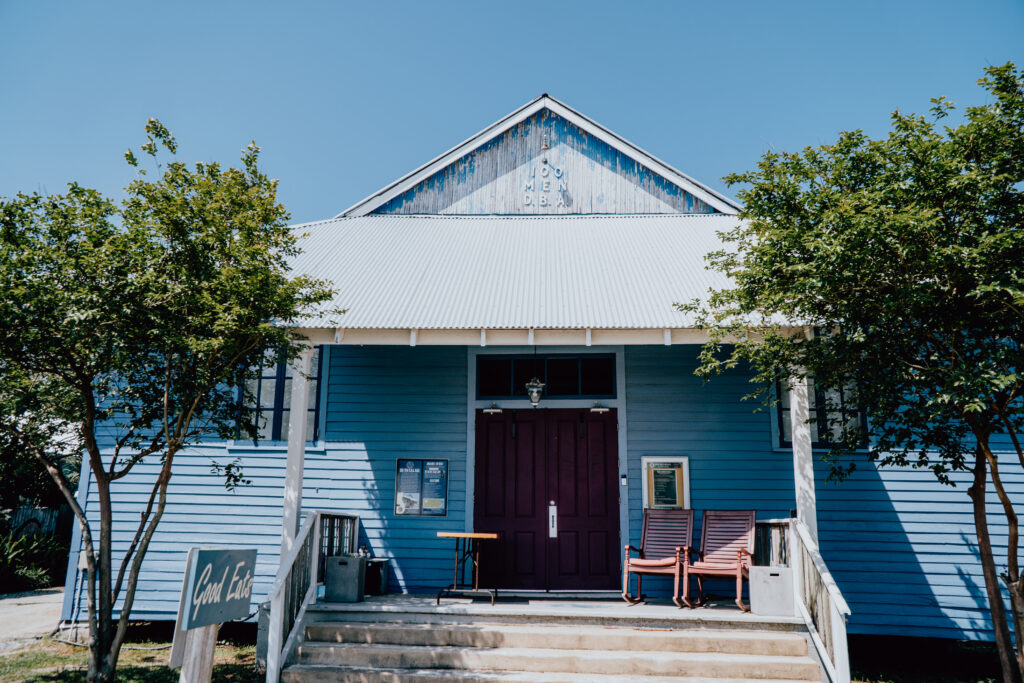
[
  {"left": 283, "top": 664, "right": 818, "bottom": 683},
  {"left": 291, "top": 643, "right": 822, "bottom": 680},
  {"left": 304, "top": 621, "right": 809, "bottom": 656},
  {"left": 305, "top": 601, "right": 805, "bottom": 632}
]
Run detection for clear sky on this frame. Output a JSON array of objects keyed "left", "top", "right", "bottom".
[{"left": 1, "top": 1, "right": 1022, "bottom": 224}]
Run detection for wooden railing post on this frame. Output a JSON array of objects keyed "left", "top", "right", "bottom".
[
  {"left": 265, "top": 582, "right": 285, "bottom": 682},
  {"left": 308, "top": 515, "right": 321, "bottom": 600},
  {"left": 789, "top": 517, "right": 804, "bottom": 617},
  {"left": 831, "top": 604, "right": 851, "bottom": 683}
]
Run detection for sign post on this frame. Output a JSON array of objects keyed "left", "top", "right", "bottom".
[{"left": 170, "top": 548, "right": 257, "bottom": 683}]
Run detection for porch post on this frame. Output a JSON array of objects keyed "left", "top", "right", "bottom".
[
  {"left": 280, "top": 344, "right": 314, "bottom": 556},
  {"left": 788, "top": 374, "right": 819, "bottom": 541}
]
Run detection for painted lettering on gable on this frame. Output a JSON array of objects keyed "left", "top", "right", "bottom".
[{"left": 523, "top": 158, "right": 566, "bottom": 210}]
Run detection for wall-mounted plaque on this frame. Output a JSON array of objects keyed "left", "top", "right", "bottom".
[
  {"left": 395, "top": 459, "right": 448, "bottom": 516},
  {"left": 640, "top": 456, "right": 690, "bottom": 509}
]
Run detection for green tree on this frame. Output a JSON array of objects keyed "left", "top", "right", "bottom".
[
  {"left": 690, "top": 63, "right": 1024, "bottom": 681},
  {"left": 0, "top": 120, "right": 334, "bottom": 683}
]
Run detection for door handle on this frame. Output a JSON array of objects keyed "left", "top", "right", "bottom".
[{"left": 548, "top": 501, "right": 557, "bottom": 538}]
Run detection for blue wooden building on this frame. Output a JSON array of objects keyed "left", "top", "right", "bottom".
[{"left": 62, "top": 94, "right": 1013, "bottom": 646}]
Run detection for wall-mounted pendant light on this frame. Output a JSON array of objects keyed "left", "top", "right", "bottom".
[{"left": 525, "top": 377, "right": 545, "bottom": 407}]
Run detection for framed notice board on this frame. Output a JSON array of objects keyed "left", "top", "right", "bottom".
[
  {"left": 640, "top": 456, "right": 690, "bottom": 509},
  {"left": 394, "top": 459, "right": 448, "bottom": 516}
]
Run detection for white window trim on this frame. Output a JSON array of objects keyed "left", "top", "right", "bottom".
[{"left": 769, "top": 380, "right": 871, "bottom": 454}]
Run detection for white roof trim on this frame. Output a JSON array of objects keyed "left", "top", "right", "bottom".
[{"left": 337, "top": 94, "right": 741, "bottom": 217}]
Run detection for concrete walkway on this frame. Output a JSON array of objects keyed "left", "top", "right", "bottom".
[{"left": 0, "top": 588, "right": 63, "bottom": 650}]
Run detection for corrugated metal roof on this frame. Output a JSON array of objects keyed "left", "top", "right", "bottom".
[{"left": 289, "top": 214, "right": 739, "bottom": 330}]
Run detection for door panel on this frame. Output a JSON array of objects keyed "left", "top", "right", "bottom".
[
  {"left": 474, "top": 408, "right": 620, "bottom": 591},
  {"left": 547, "top": 409, "right": 620, "bottom": 590},
  {"left": 475, "top": 411, "right": 546, "bottom": 589}
]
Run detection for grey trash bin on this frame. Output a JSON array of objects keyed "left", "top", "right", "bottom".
[
  {"left": 749, "top": 566, "right": 794, "bottom": 617},
  {"left": 324, "top": 555, "right": 366, "bottom": 603}
]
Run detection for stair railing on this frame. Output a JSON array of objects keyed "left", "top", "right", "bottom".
[
  {"left": 265, "top": 511, "right": 358, "bottom": 683},
  {"left": 789, "top": 517, "right": 851, "bottom": 683}
]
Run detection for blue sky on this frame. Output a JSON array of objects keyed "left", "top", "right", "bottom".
[{"left": 1, "top": 1, "right": 1022, "bottom": 224}]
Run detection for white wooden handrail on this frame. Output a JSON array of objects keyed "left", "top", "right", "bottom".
[
  {"left": 266, "top": 513, "right": 318, "bottom": 599},
  {"left": 792, "top": 519, "right": 851, "bottom": 616},
  {"left": 265, "top": 511, "right": 358, "bottom": 683},
  {"left": 790, "top": 517, "right": 851, "bottom": 683}
]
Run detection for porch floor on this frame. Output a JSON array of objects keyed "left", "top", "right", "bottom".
[{"left": 306, "top": 593, "right": 805, "bottom": 632}]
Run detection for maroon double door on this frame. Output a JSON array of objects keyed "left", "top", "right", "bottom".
[{"left": 474, "top": 408, "right": 620, "bottom": 591}]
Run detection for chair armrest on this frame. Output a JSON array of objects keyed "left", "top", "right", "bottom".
[
  {"left": 738, "top": 548, "right": 753, "bottom": 566},
  {"left": 624, "top": 544, "right": 644, "bottom": 558},
  {"left": 681, "top": 545, "right": 700, "bottom": 563}
]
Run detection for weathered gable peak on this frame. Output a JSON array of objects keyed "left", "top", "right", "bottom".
[{"left": 339, "top": 95, "right": 739, "bottom": 217}]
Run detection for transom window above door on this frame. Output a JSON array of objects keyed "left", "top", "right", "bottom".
[{"left": 477, "top": 354, "right": 615, "bottom": 399}]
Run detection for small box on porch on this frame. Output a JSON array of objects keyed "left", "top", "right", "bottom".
[
  {"left": 749, "top": 566, "right": 794, "bottom": 617},
  {"left": 324, "top": 555, "right": 366, "bottom": 603}
]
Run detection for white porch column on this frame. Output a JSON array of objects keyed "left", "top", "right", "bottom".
[
  {"left": 280, "top": 344, "right": 314, "bottom": 557},
  {"left": 788, "top": 374, "right": 819, "bottom": 541}
]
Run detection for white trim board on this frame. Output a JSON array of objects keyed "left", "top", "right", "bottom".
[{"left": 338, "top": 94, "right": 740, "bottom": 217}]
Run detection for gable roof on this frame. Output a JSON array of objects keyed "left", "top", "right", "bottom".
[{"left": 338, "top": 94, "right": 741, "bottom": 217}]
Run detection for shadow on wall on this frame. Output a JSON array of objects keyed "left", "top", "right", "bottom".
[
  {"left": 302, "top": 345, "right": 469, "bottom": 596},
  {"left": 816, "top": 457, "right": 989, "bottom": 640}
]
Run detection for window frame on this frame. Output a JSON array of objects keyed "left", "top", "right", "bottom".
[
  {"left": 238, "top": 346, "right": 323, "bottom": 445},
  {"left": 774, "top": 379, "right": 868, "bottom": 450},
  {"left": 475, "top": 353, "right": 617, "bottom": 401}
]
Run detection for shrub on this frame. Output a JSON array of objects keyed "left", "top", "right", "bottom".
[{"left": 0, "top": 532, "right": 66, "bottom": 593}]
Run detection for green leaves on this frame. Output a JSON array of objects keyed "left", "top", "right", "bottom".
[
  {"left": 0, "top": 118, "right": 335, "bottom": 480},
  {"left": 692, "top": 62, "right": 1024, "bottom": 482}
]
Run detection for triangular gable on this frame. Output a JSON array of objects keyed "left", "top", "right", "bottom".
[{"left": 338, "top": 95, "right": 740, "bottom": 217}]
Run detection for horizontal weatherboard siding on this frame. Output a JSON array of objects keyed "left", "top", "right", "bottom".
[
  {"left": 64, "top": 345, "right": 468, "bottom": 622},
  {"left": 64, "top": 342, "right": 1021, "bottom": 645}
]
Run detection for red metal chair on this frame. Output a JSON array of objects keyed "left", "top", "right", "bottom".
[
  {"left": 622, "top": 508, "right": 694, "bottom": 607},
  {"left": 682, "top": 509, "right": 756, "bottom": 611}
]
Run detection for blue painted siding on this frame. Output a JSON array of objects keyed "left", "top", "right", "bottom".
[
  {"left": 623, "top": 345, "right": 795, "bottom": 600},
  {"left": 63, "top": 445, "right": 292, "bottom": 621},
  {"left": 624, "top": 344, "right": 1020, "bottom": 642},
  {"left": 63, "top": 345, "right": 467, "bottom": 621},
  {"left": 63, "top": 341, "right": 1020, "bottom": 644},
  {"left": 816, "top": 455, "right": 1020, "bottom": 640},
  {"left": 372, "top": 109, "right": 717, "bottom": 216},
  {"left": 309, "top": 345, "right": 468, "bottom": 591}
]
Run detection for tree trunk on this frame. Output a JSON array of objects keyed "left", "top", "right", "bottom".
[
  {"left": 1008, "top": 581, "right": 1024, "bottom": 680},
  {"left": 969, "top": 448, "right": 1020, "bottom": 683}
]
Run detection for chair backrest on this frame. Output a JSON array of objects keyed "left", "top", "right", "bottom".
[
  {"left": 640, "top": 508, "right": 694, "bottom": 559},
  {"left": 699, "top": 510, "right": 756, "bottom": 565}
]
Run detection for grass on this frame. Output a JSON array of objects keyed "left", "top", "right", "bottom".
[{"left": 0, "top": 623, "right": 259, "bottom": 683}]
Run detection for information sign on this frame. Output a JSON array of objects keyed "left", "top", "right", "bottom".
[{"left": 395, "top": 458, "right": 448, "bottom": 516}]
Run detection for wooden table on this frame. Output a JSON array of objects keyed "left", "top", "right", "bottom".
[{"left": 436, "top": 532, "right": 499, "bottom": 605}]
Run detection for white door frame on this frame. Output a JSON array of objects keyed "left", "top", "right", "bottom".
[{"left": 465, "top": 345, "right": 631, "bottom": 550}]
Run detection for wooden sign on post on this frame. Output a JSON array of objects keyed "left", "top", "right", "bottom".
[{"left": 170, "top": 547, "right": 257, "bottom": 683}]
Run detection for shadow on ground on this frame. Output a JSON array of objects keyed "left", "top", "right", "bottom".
[
  {"left": 20, "top": 665, "right": 259, "bottom": 683},
  {"left": 850, "top": 634, "right": 999, "bottom": 683}
]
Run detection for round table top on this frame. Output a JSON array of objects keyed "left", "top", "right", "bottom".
[{"left": 436, "top": 531, "right": 499, "bottom": 540}]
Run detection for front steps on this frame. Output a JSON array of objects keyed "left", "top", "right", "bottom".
[{"left": 280, "top": 599, "right": 822, "bottom": 682}]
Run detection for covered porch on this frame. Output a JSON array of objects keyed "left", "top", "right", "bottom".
[{"left": 263, "top": 330, "right": 848, "bottom": 681}]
